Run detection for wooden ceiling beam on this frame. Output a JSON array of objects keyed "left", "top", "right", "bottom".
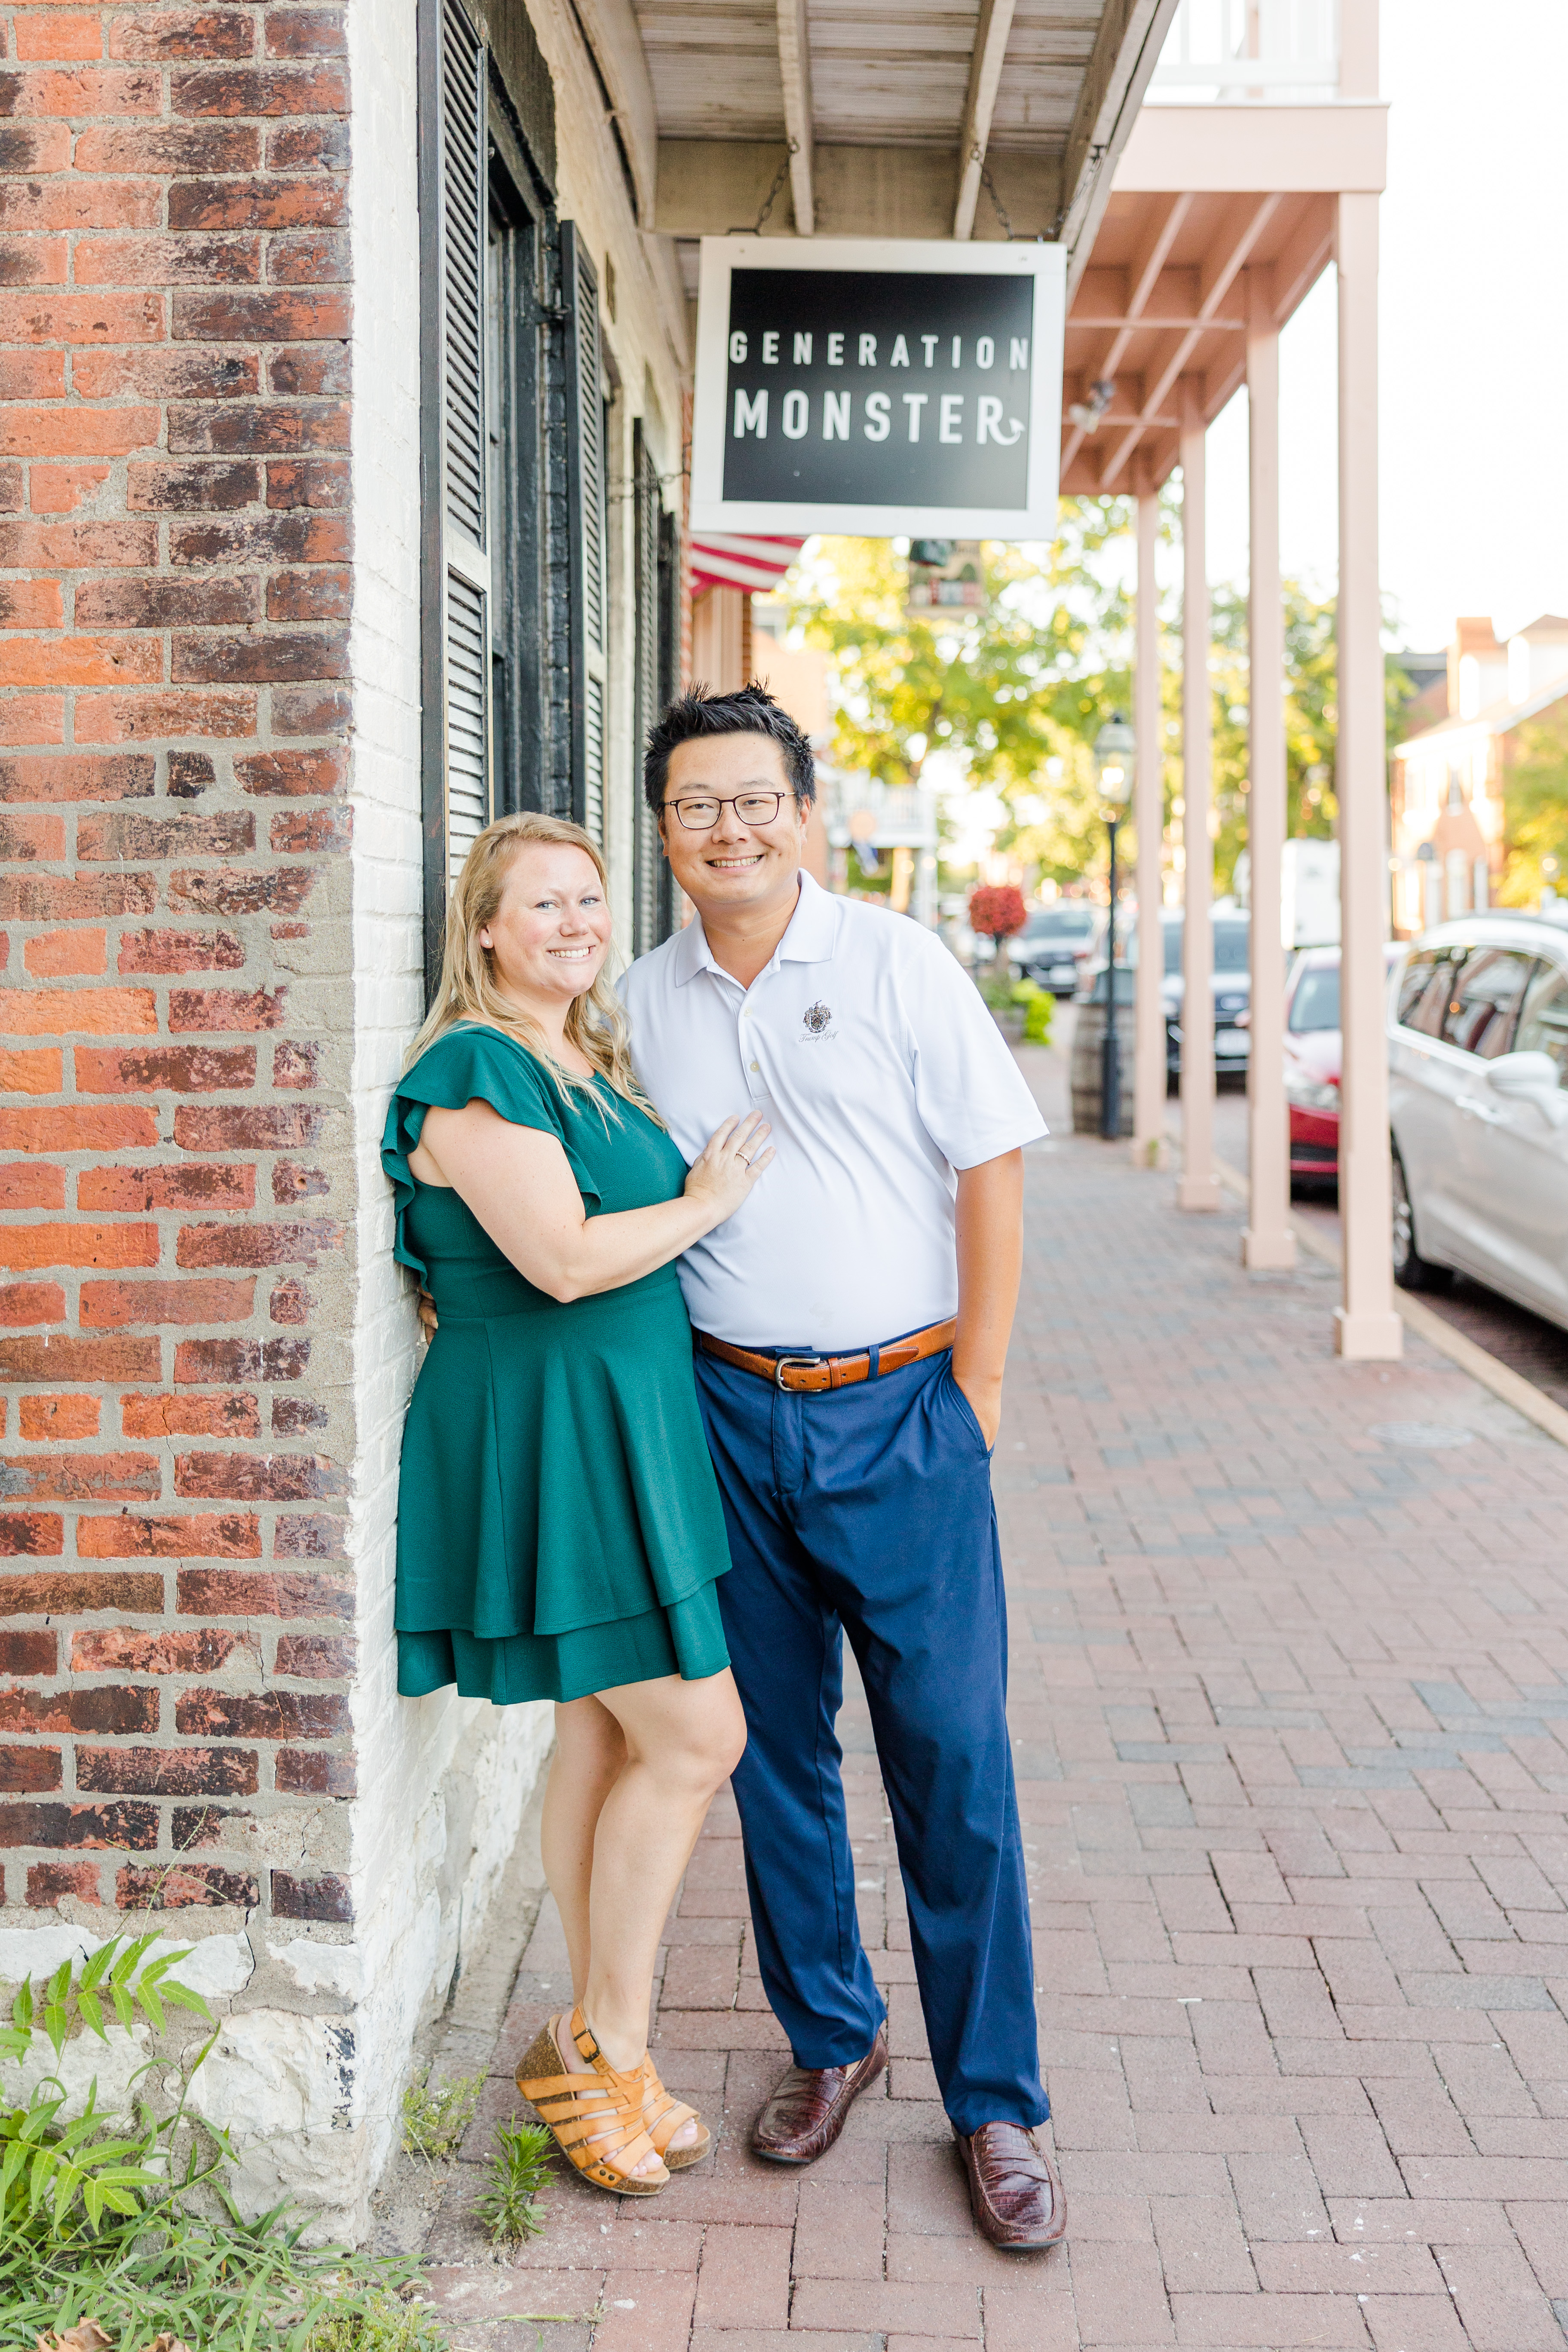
[
  {"left": 952, "top": 0, "right": 1019, "bottom": 241},
  {"left": 1059, "top": 188, "right": 1191, "bottom": 479},
  {"left": 775, "top": 0, "right": 815, "bottom": 235},
  {"left": 1094, "top": 192, "right": 1279, "bottom": 487},
  {"left": 1268, "top": 197, "right": 1335, "bottom": 324}
]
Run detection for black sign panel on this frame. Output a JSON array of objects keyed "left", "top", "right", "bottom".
[{"left": 720, "top": 268, "right": 1035, "bottom": 512}]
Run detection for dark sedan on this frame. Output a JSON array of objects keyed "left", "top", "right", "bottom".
[
  {"left": 1116, "top": 910, "right": 1253, "bottom": 1079},
  {"left": 1010, "top": 904, "right": 1101, "bottom": 996}
]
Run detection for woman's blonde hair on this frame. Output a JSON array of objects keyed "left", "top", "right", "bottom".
[{"left": 402, "top": 812, "right": 655, "bottom": 1118}]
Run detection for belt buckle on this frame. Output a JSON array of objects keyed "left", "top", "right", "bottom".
[{"left": 773, "top": 1353, "right": 823, "bottom": 1391}]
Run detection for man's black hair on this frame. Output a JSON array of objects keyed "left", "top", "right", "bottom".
[{"left": 643, "top": 680, "right": 816, "bottom": 818}]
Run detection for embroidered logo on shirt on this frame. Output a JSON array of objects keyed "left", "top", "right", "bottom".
[{"left": 802, "top": 1001, "right": 833, "bottom": 1035}]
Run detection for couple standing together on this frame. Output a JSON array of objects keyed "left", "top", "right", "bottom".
[{"left": 383, "top": 685, "right": 1062, "bottom": 2250}]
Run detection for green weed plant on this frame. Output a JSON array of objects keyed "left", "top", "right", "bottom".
[
  {"left": 474, "top": 2118, "right": 552, "bottom": 2248},
  {"left": 399, "top": 2070, "right": 484, "bottom": 2166},
  {"left": 0, "top": 1933, "right": 472, "bottom": 2351}
]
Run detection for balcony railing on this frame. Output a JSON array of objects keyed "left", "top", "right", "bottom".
[{"left": 1148, "top": 0, "right": 1340, "bottom": 101}]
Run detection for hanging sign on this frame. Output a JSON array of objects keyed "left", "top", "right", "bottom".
[{"left": 690, "top": 237, "right": 1066, "bottom": 539}]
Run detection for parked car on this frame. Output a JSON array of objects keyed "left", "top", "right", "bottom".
[
  {"left": 1115, "top": 909, "right": 1252, "bottom": 1079},
  {"left": 1283, "top": 942, "right": 1406, "bottom": 1189},
  {"left": 1010, "top": 903, "right": 1101, "bottom": 995},
  {"left": 1387, "top": 913, "right": 1568, "bottom": 1329}
]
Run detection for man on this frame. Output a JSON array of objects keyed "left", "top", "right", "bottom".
[{"left": 621, "top": 683, "right": 1062, "bottom": 2252}]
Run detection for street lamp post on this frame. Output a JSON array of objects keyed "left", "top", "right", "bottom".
[{"left": 1094, "top": 713, "right": 1136, "bottom": 1139}]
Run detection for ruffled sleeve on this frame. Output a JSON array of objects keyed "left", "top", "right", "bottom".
[{"left": 380, "top": 1027, "right": 603, "bottom": 1279}]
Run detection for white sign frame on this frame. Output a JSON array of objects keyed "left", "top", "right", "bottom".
[{"left": 690, "top": 236, "right": 1066, "bottom": 539}]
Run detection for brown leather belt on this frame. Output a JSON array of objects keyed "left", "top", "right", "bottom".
[{"left": 695, "top": 1318, "right": 957, "bottom": 1395}]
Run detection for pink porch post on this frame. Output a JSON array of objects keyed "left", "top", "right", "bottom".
[
  {"left": 1334, "top": 187, "right": 1402, "bottom": 1358},
  {"left": 1133, "top": 485, "right": 1167, "bottom": 1166},
  {"left": 1242, "top": 266, "right": 1295, "bottom": 1269},
  {"left": 1178, "top": 376, "right": 1220, "bottom": 1211}
]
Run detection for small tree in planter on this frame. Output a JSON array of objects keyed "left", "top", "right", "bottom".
[{"left": 968, "top": 884, "right": 1027, "bottom": 968}]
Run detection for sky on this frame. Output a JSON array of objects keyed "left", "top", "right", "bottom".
[{"left": 1203, "top": 0, "right": 1568, "bottom": 651}]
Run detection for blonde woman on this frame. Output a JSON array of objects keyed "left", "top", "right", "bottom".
[{"left": 382, "top": 812, "right": 769, "bottom": 2195}]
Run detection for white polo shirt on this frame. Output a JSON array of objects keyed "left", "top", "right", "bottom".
[{"left": 618, "top": 873, "right": 1046, "bottom": 1350}]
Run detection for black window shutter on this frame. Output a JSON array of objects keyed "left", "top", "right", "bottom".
[
  {"left": 562, "top": 222, "right": 606, "bottom": 844},
  {"left": 631, "top": 420, "right": 661, "bottom": 956},
  {"left": 419, "top": 0, "right": 492, "bottom": 993},
  {"left": 655, "top": 503, "right": 680, "bottom": 942}
]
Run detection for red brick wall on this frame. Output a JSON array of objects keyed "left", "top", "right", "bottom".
[{"left": 0, "top": 0, "right": 356, "bottom": 1926}]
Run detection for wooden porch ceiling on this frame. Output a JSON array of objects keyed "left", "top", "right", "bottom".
[
  {"left": 609, "top": 0, "right": 1182, "bottom": 286},
  {"left": 1057, "top": 184, "right": 1335, "bottom": 495}
]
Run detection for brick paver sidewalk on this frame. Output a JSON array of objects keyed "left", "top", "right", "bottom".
[{"left": 419, "top": 1043, "right": 1568, "bottom": 2350}]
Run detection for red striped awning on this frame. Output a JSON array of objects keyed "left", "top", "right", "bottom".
[{"left": 689, "top": 533, "right": 805, "bottom": 597}]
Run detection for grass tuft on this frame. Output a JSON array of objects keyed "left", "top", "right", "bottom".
[
  {"left": 0, "top": 2190, "right": 451, "bottom": 2352},
  {"left": 474, "top": 2118, "right": 553, "bottom": 2248},
  {"left": 400, "top": 2069, "right": 484, "bottom": 2165}
]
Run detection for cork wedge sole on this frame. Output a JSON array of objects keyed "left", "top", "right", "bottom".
[
  {"left": 515, "top": 2014, "right": 669, "bottom": 2198},
  {"left": 640, "top": 2054, "right": 711, "bottom": 2170}
]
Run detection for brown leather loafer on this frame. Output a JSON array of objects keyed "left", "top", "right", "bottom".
[
  {"left": 750, "top": 2025, "right": 888, "bottom": 2165},
  {"left": 953, "top": 2121, "right": 1067, "bottom": 2251}
]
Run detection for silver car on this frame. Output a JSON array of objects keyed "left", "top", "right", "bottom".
[{"left": 1387, "top": 912, "right": 1568, "bottom": 1328}]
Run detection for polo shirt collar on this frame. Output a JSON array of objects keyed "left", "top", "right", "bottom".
[{"left": 671, "top": 870, "right": 839, "bottom": 987}]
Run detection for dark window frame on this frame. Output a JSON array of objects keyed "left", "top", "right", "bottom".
[{"left": 417, "top": 0, "right": 568, "bottom": 997}]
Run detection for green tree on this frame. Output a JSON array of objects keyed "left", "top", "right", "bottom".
[
  {"left": 787, "top": 507, "right": 1410, "bottom": 901},
  {"left": 787, "top": 505, "right": 1139, "bottom": 890},
  {"left": 1498, "top": 708, "right": 1568, "bottom": 907}
]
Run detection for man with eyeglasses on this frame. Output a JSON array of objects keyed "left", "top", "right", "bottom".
[{"left": 618, "top": 682, "right": 1062, "bottom": 2252}]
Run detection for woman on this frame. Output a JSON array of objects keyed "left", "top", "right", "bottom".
[{"left": 382, "top": 812, "right": 770, "bottom": 2196}]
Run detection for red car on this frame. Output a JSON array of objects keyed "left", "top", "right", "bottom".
[{"left": 1283, "top": 943, "right": 1404, "bottom": 1189}]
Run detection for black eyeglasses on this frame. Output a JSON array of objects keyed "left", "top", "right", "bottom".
[{"left": 663, "top": 791, "right": 789, "bottom": 832}]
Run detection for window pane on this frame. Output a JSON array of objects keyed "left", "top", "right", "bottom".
[
  {"left": 1515, "top": 959, "right": 1568, "bottom": 1082},
  {"left": 1213, "top": 924, "right": 1250, "bottom": 971},
  {"left": 1439, "top": 947, "right": 1533, "bottom": 1058},
  {"left": 1289, "top": 967, "right": 1341, "bottom": 1031},
  {"left": 1394, "top": 948, "right": 1436, "bottom": 1027},
  {"left": 1408, "top": 948, "right": 1463, "bottom": 1038}
]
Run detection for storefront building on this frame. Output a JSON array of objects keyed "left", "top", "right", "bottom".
[{"left": 0, "top": 0, "right": 1176, "bottom": 2231}]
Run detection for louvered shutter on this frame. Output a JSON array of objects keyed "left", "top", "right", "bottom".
[
  {"left": 631, "top": 422, "right": 661, "bottom": 955},
  {"left": 563, "top": 223, "right": 607, "bottom": 843},
  {"left": 419, "top": 0, "right": 492, "bottom": 986},
  {"left": 654, "top": 504, "right": 680, "bottom": 941}
]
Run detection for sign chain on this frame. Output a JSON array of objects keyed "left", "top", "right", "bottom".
[
  {"left": 731, "top": 142, "right": 799, "bottom": 237},
  {"left": 979, "top": 155, "right": 1015, "bottom": 241}
]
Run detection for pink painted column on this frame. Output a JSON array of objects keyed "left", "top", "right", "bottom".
[
  {"left": 1132, "top": 484, "right": 1166, "bottom": 1167},
  {"left": 1335, "top": 189, "right": 1402, "bottom": 1359},
  {"left": 1178, "top": 377, "right": 1219, "bottom": 1211},
  {"left": 1242, "top": 267, "right": 1295, "bottom": 1269}
]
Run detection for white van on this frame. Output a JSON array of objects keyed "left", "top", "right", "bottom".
[{"left": 1387, "top": 913, "right": 1568, "bottom": 1328}]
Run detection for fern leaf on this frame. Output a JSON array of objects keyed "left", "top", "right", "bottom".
[
  {"left": 78, "top": 1937, "right": 120, "bottom": 1993},
  {"left": 111, "top": 1930, "right": 158, "bottom": 1987},
  {"left": 159, "top": 1980, "right": 215, "bottom": 2022},
  {"left": 53, "top": 2152, "right": 84, "bottom": 2229},
  {"left": 27, "top": 2140, "right": 60, "bottom": 2215},
  {"left": 0, "top": 2135, "right": 28, "bottom": 2203}
]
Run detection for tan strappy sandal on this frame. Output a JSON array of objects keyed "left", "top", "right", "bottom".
[
  {"left": 640, "top": 2053, "right": 712, "bottom": 2170},
  {"left": 516, "top": 2007, "right": 669, "bottom": 2197}
]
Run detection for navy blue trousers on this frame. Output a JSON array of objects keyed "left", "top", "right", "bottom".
[{"left": 694, "top": 1343, "right": 1046, "bottom": 2135}]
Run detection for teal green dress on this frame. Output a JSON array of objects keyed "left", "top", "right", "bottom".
[{"left": 381, "top": 1025, "right": 732, "bottom": 1705}]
